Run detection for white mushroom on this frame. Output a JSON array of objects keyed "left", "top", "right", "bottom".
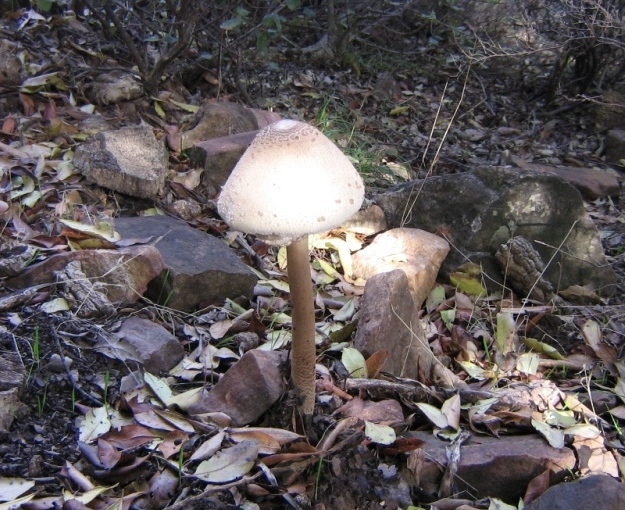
[{"left": 218, "top": 119, "right": 364, "bottom": 415}]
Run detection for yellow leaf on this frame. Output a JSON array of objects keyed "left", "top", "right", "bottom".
[
  {"left": 449, "top": 272, "right": 486, "bottom": 297},
  {"left": 389, "top": 106, "right": 409, "bottom": 115},
  {"left": 59, "top": 218, "right": 121, "bottom": 243},
  {"left": 169, "top": 99, "right": 199, "bottom": 112},
  {"left": 522, "top": 337, "right": 564, "bottom": 360},
  {"left": 154, "top": 100, "right": 166, "bottom": 119}
]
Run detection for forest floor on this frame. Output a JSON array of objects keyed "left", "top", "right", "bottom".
[{"left": 1, "top": 3, "right": 625, "bottom": 510}]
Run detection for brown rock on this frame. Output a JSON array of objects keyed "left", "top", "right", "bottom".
[
  {"left": 5, "top": 246, "right": 165, "bottom": 306},
  {"left": 407, "top": 432, "right": 576, "bottom": 503},
  {"left": 175, "top": 102, "right": 281, "bottom": 151},
  {"left": 509, "top": 155, "right": 620, "bottom": 199},
  {"left": 178, "top": 104, "right": 281, "bottom": 196},
  {"left": 188, "top": 349, "right": 287, "bottom": 426},
  {"left": 189, "top": 131, "right": 260, "bottom": 197},
  {"left": 108, "top": 317, "right": 185, "bottom": 374},
  {"left": 354, "top": 269, "right": 434, "bottom": 381},
  {"left": 352, "top": 228, "right": 450, "bottom": 308}
]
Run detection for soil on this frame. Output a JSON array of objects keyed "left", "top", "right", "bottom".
[{"left": 1, "top": 2, "right": 625, "bottom": 509}]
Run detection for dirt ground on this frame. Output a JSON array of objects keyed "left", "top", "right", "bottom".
[{"left": 1, "top": 2, "right": 625, "bottom": 509}]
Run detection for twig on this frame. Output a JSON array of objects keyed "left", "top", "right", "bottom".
[
  {"left": 48, "top": 324, "right": 104, "bottom": 407},
  {"left": 400, "top": 58, "right": 471, "bottom": 227},
  {"left": 165, "top": 472, "right": 262, "bottom": 510}
]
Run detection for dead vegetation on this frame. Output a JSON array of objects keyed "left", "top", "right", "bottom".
[{"left": 1, "top": 0, "right": 625, "bottom": 509}]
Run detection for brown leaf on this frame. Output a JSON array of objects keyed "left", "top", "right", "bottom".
[
  {"left": 44, "top": 99, "right": 58, "bottom": 121},
  {"left": 97, "top": 438, "right": 122, "bottom": 470},
  {"left": 157, "top": 430, "right": 189, "bottom": 459},
  {"left": 380, "top": 437, "right": 425, "bottom": 456},
  {"left": 19, "top": 93, "right": 34, "bottom": 116},
  {"left": 365, "top": 350, "right": 389, "bottom": 379},
  {"left": 523, "top": 468, "right": 551, "bottom": 504},
  {"left": 100, "top": 424, "right": 159, "bottom": 449},
  {"left": 1, "top": 116, "right": 17, "bottom": 135}
]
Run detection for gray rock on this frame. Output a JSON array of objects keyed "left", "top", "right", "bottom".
[
  {"left": 0, "top": 388, "right": 28, "bottom": 434},
  {"left": 494, "top": 236, "right": 555, "bottom": 302},
  {"left": 111, "top": 317, "right": 184, "bottom": 373},
  {"left": 375, "top": 167, "right": 617, "bottom": 299},
  {"left": 0, "top": 243, "right": 38, "bottom": 278},
  {"left": 114, "top": 215, "right": 257, "bottom": 312},
  {"left": 0, "top": 351, "right": 25, "bottom": 391},
  {"left": 0, "top": 40, "right": 24, "bottom": 86},
  {"left": 5, "top": 245, "right": 165, "bottom": 306},
  {"left": 74, "top": 125, "right": 168, "bottom": 199},
  {"left": 354, "top": 269, "right": 434, "bottom": 381},
  {"left": 352, "top": 227, "right": 449, "bottom": 308},
  {"left": 188, "top": 349, "right": 287, "bottom": 426},
  {"left": 524, "top": 474, "right": 625, "bottom": 510},
  {"left": 53, "top": 260, "right": 116, "bottom": 317},
  {"left": 87, "top": 70, "right": 144, "bottom": 106},
  {"left": 605, "top": 129, "right": 625, "bottom": 166},
  {"left": 407, "top": 432, "right": 576, "bottom": 503}
]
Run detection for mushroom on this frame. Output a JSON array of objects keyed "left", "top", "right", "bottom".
[{"left": 217, "top": 119, "right": 365, "bottom": 415}]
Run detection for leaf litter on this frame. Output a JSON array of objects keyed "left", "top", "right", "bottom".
[{"left": 1, "top": 3, "right": 625, "bottom": 510}]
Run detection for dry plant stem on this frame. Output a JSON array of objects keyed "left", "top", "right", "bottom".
[{"left": 287, "top": 236, "right": 316, "bottom": 416}]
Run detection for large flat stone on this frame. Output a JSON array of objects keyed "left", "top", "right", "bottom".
[
  {"left": 408, "top": 432, "right": 576, "bottom": 503},
  {"left": 114, "top": 215, "right": 257, "bottom": 312},
  {"left": 509, "top": 155, "right": 620, "bottom": 200}
]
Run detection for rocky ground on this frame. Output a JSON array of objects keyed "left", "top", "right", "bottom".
[{"left": 1, "top": 2, "right": 625, "bottom": 510}]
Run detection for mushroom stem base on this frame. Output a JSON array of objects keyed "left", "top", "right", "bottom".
[{"left": 287, "top": 236, "right": 316, "bottom": 416}]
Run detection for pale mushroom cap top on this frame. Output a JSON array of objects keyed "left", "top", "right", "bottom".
[{"left": 217, "top": 119, "right": 365, "bottom": 245}]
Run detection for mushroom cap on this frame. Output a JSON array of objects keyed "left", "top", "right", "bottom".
[{"left": 217, "top": 119, "right": 365, "bottom": 245}]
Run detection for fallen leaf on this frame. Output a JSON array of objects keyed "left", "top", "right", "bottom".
[
  {"left": 77, "top": 406, "right": 112, "bottom": 443},
  {"left": 341, "top": 347, "right": 368, "bottom": 378},
  {"left": 0, "top": 478, "right": 35, "bottom": 502},
  {"left": 365, "top": 350, "right": 389, "bottom": 379},
  {"left": 364, "top": 421, "right": 396, "bottom": 445},
  {"left": 531, "top": 418, "right": 564, "bottom": 448},
  {"left": 193, "top": 440, "right": 258, "bottom": 483},
  {"left": 416, "top": 402, "right": 448, "bottom": 429}
]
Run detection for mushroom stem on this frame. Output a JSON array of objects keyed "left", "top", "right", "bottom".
[{"left": 286, "top": 236, "right": 316, "bottom": 415}]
